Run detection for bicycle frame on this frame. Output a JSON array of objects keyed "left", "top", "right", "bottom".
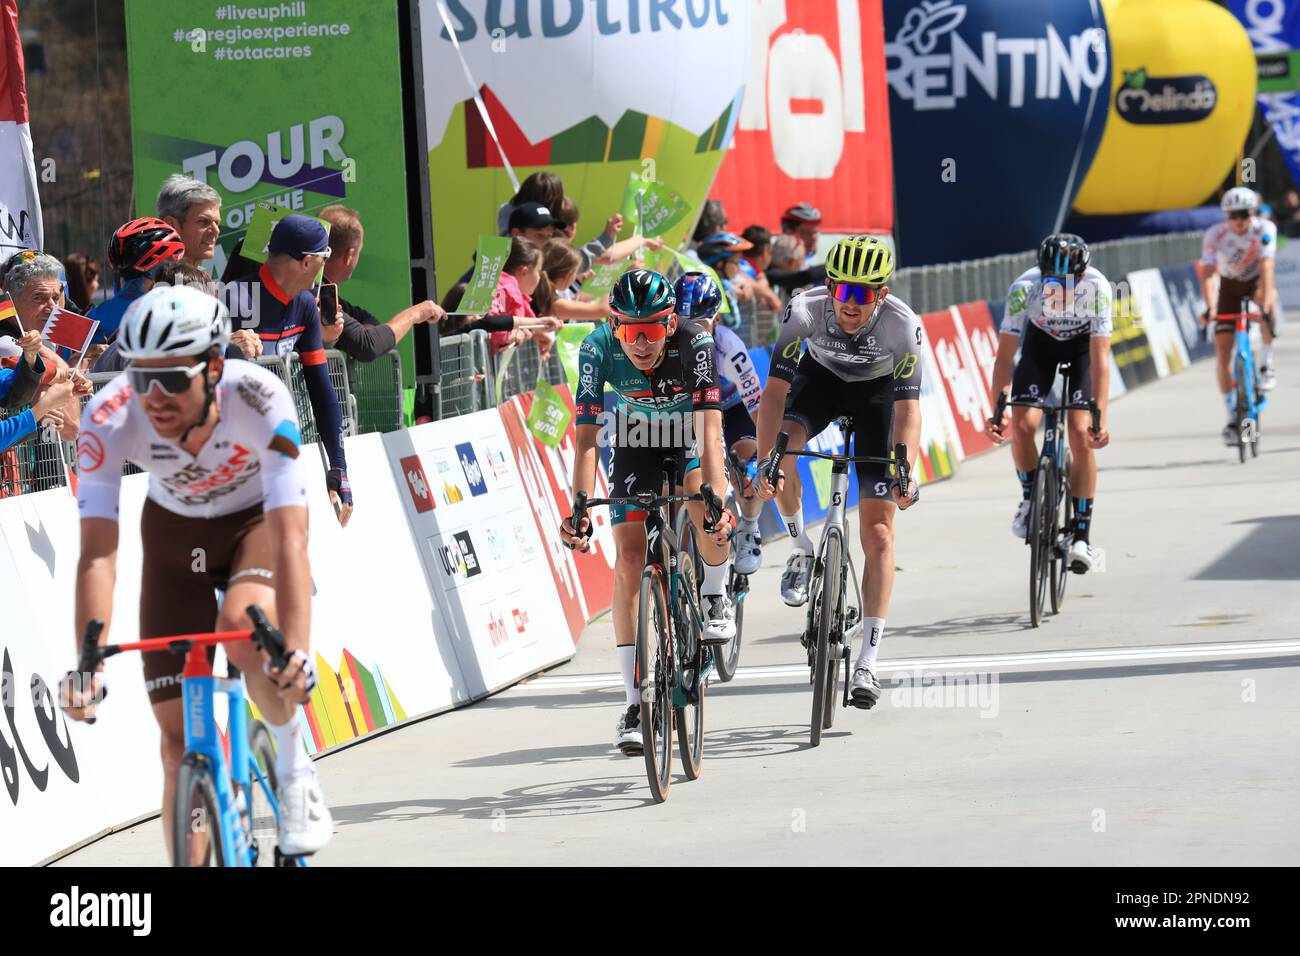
[{"left": 1221, "top": 308, "right": 1268, "bottom": 440}]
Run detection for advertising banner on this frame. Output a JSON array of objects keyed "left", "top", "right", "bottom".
[
  {"left": 884, "top": 0, "right": 1110, "bottom": 265},
  {"left": 1160, "top": 263, "right": 1215, "bottom": 361},
  {"left": 419, "top": 0, "right": 752, "bottom": 291},
  {"left": 1076, "top": 0, "right": 1256, "bottom": 215},
  {"left": 1230, "top": 0, "right": 1300, "bottom": 194},
  {"left": 1126, "top": 267, "right": 1191, "bottom": 379},
  {"left": 1109, "top": 278, "right": 1159, "bottom": 388},
  {"left": 125, "top": 1, "right": 412, "bottom": 374},
  {"left": 499, "top": 387, "right": 615, "bottom": 643},
  {"left": 385, "top": 411, "right": 575, "bottom": 695},
  {"left": 921, "top": 306, "right": 994, "bottom": 458},
  {"left": 0, "top": 0, "right": 42, "bottom": 256},
  {"left": 709, "top": 0, "right": 894, "bottom": 235}
]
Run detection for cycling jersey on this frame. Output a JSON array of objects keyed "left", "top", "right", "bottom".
[
  {"left": 574, "top": 320, "right": 721, "bottom": 426},
  {"left": 76, "top": 359, "right": 310, "bottom": 521},
  {"left": 225, "top": 265, "right": 346, "bottom": 473},
  {"left": 769, "top": 285, "right": 924, "bottom": 396},
  {"left": 1001, "top": 266, "right": 1114, "bottom": 342},
  {"left": 1201, "top": 217, "right": 1277, "bottom": 282},
  {"left": 713, "top": 323, "right": 762, "bottom": 414}
]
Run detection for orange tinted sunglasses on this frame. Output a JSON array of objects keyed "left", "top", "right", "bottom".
[{"left": 611, "top": 309, "right": 673, "bottom": 343}]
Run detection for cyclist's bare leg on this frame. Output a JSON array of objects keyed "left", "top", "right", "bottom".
[
  {"left": 1214, "top": 328, "right": 1234, "bottom": 395},
  {"left": 612, "top": 521, "right": 647, "bottom": 651},
  {"left": 858, "top": 498, "right": 897, "bottom": 619},
  {"left": 683, "top": 466, "right": 731, "bottom": 566},
  {"left": 1066, "top": 409, "right": 1096, "bottom": 499},
  {"left": 219, "top": 520, "right": 293, "bottom": 726},
  {"left": 772, "top": 421, "right": 809, "bottom": 517},
  {"left": 730, "top": 437, "right": 762, "bottom": 520},
  {"left": 1010, "top": 405, "right": 1043, "bottom": 473}
]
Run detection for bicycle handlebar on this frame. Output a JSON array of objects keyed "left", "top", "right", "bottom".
[
  {"left": 991, "top": 392, "right": 1101, "bottom": 436},
  {"left": 764, "top": 431, "right": 913, "bottom": 498}
]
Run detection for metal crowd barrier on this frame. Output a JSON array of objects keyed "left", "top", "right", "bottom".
[{"left": 438, "top": 330, "right": 492, "bottom": 417}]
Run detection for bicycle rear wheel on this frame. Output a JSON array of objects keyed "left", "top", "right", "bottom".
[
  {"left": 637, "top": 566, "right": 673, "bottom": 803},
  {"left": 1028, "top": 459, "right": 1053, "bottom": 628},
  {"left": 810, "top": 530, "right": 842, "bottom": 746},
  {"left": 1234, "top": 355, "right": 1250, "bottom": 465},
  {"left": 247, "top": 720, "right": 280, "bottom": 867},
  {"left": 1050, "top": 452, "right": 1073, "bottom": 614},
  {"left": 674, "top": 521, "right": 704, "bottom": 781},
  {"left": 173, "top": 754, "right": 226, "bottom": 867}
]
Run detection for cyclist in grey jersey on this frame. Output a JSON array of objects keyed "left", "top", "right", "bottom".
[{"left": 756, "top": 236, "right": 922, "bottom": 711}]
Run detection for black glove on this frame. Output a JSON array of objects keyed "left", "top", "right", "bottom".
[{"left": 326, "top": 468, "right": 353, "bottom": 507}]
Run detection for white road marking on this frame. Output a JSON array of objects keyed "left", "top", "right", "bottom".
[{"left": 524, "top": 639, "right": 1300, "bottom": 689}]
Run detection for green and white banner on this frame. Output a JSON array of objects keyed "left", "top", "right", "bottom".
[{"left": 125, "top": 0, "right": 411, "bottom": 373}]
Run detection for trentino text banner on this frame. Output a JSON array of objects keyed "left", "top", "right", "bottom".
[
  {"left": 708, "top": 0, "right": 894, "bottom": 236},
  {"left": 0, "top": 0, "right": 43, "bottom": 256},
  {"left": 418, "top": 0, "right": 752, "bottom": 287},
  {"left": 1230, "top": 0, "right": 1300, "bottom": 190},
  {"left": 124, "top": 0, "right": 411, "bottom": 356}
]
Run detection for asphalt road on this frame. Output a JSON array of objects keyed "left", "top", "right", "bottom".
[{"left": 59, "top": 338, "right": 1300, "bottom": 866}]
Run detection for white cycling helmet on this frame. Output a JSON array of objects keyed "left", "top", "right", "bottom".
[
  {"left": 118, "top": 283, "right": 231, "bottom": 360},
  {"left": 1221, "top": 187, "right": 1260, "bottom": 214}
]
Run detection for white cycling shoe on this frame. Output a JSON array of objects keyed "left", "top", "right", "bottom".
[
  {"left": 1011, "top": 501, "right": 1031, "bottom": 539},
  {"left": 1260, "top": 366, "right": 1277, "bottom": 391},
  {"left": 850, "top": 667, "right": 881, "bottom": 710},
  {"left": 780, "top": 551, "right": 814, "bottom": 606},
  {"left": 277, "top": 769, "right": 334, "bottom": 856},
  {"left": 702, "top": 594, "right": 737, "bottom": 644},
  {"left": 734, "top": 530, "right": 762, "bottom": 576},
  {"left": 1069, "top": 539, "right": 1095, "bottom": 574}
]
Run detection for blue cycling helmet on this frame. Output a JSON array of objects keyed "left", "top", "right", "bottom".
[
  {"left": 696, "top": 231, "right": 753, "bottom": 267},
  {"left": 673, "top": 272, "right": 723, "bottom": 321}
]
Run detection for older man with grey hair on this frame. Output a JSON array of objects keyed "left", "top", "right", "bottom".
[{"left": 157, "top": 174, "right": 222, "bottom": 269}]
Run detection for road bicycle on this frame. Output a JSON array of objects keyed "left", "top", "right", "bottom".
[
  {"left": 1217, "top": 301, "right": 1269, "bottom": 464},
  {"left": 571, "top": 462, "right": 724, "bottom": 803},
  {"left": 991, "top": 368, "right": 1100, "bottom": 628},
  {"left": 765, "top": 422, "right": 911, "bottom": 746},
  {"left": 77, "top": 606, "right": 307, "bottom": 867}
]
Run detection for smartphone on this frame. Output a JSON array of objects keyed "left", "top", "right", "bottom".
[{"left": 318, "top": 282, "right": 339, "bottom": 325}]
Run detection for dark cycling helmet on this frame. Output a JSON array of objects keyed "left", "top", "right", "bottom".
[
  {"left": 1038, "top": 233, "right": 1090, "bottom": 278},
  {"left": 109, "top": 216, "right": 187, "bottom": 280},
  {"left": 696, "top": 231, "right": 754, "bottom": 267},
  {"left": 610, "top": 268, "right": 675, "bottom": 320},
  {"left": 781, "top": 202, "right": 822, "bottom": 226},
  {"left": 673, "top": 272, "right": 722, "bottom": 321}
]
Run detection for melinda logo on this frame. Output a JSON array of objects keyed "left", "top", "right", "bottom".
[
  {"left": 886, "top": 0, "right": 1108, "bottom": 110},
  {"left": 1117, "top": 68, "right": 1216, "bottom": 124}
]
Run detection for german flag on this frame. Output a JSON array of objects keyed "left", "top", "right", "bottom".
[{"left": 0, "top": 292, "right": 16, "bottom": 324}]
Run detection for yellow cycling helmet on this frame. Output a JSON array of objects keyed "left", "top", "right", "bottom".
[{"left": 825, "top": 235, "right": 894, "bottom": 286}]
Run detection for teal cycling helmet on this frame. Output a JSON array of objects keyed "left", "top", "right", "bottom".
[{"left": 610, "top": 268, "right": 675, "bottom": 320}]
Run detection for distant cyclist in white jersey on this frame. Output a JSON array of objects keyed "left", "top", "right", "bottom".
[
  {"left": 985, "top": 233, "right": 1113, "bottom": 572},
  {"left": 1199, "top": 187, "right": 1279, "bottom": 443},
  {"left": 60, "top": 284, "right": 333, "bottom": 861}
]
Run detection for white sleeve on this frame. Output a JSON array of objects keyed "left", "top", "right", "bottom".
[
  {"left": 1261, "top": 221, "right": 1278, "bottom": 259},
  {"left": 1201, "top": 227, "right": 1218, "bottom": 266},
  {"left": 252, "top": 375, "right": 311, "bottom": 514},
  {"left": 75, "top": 382, "right": 131, "bottom": 521},
  {"left": 1091, "top": 277, "right": 1114, "bottom": 337},
  {"left": 1002, "top": 281, "right": 1030, "bottom": 336}
]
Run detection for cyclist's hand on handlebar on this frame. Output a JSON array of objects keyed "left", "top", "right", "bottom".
[
  {"left": 703, "top": 506, "right": 735, "bottom": 546},
  {"left": 264, "top": 649, "right": 317, "bottom": 705},
  {"left": 756, "top": 457, "right": 784, "bottom": 499},
  {"left": 560, "top": 514, "right": 592, "bottom": 552},
  {"left": 985, "top": 409, "right": 1010, "bottom": 444},
  {"left": 894, "top": 478, "right": 920, "bottom": 511},
  {"left": 59, "top": 669, "right": 107, "bottom": 723},
  {"left": 1086, "top": 423, "right": 1110, "bottom": 449}
]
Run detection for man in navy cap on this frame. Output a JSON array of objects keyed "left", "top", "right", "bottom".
[
  {"left": 507, "top": 202, "right": 558, "bottom": 245},
  {"left": 226, "top": 214, "right": 353, "bottom": 525}
]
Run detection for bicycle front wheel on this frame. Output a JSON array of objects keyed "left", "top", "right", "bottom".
[
  {"left": 811, "top": 531, "right": 842, "bottom": 747},
  {"left": 1028, "top": 459, "right": 1053, "bottom": 628},
  {"left": 1050, "top": 452, "right": 1073, "bottom": 614},
  {"left": 1234, "top": 355, "right": 1250, "bottom": 464},
  {"left": 247, "top": 720, "right": 280, "bottom": 867},
  {"left": 637, "top": 566, "right": 673, "bottom": 803},
  {"left": 674, "top": 520, "right": 704, "bottom": 781},
  {"left": 173, "top": 754, "right": 226, "bottom": 867}
]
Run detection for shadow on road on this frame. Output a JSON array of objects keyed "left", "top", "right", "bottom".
[{"left": 1195, "top": 515, "right": 1300, "bottom": 580}]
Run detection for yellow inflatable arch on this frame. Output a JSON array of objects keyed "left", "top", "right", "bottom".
[{"left": 1074, "top": 0, "right": 1257, "bottom": 215}]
